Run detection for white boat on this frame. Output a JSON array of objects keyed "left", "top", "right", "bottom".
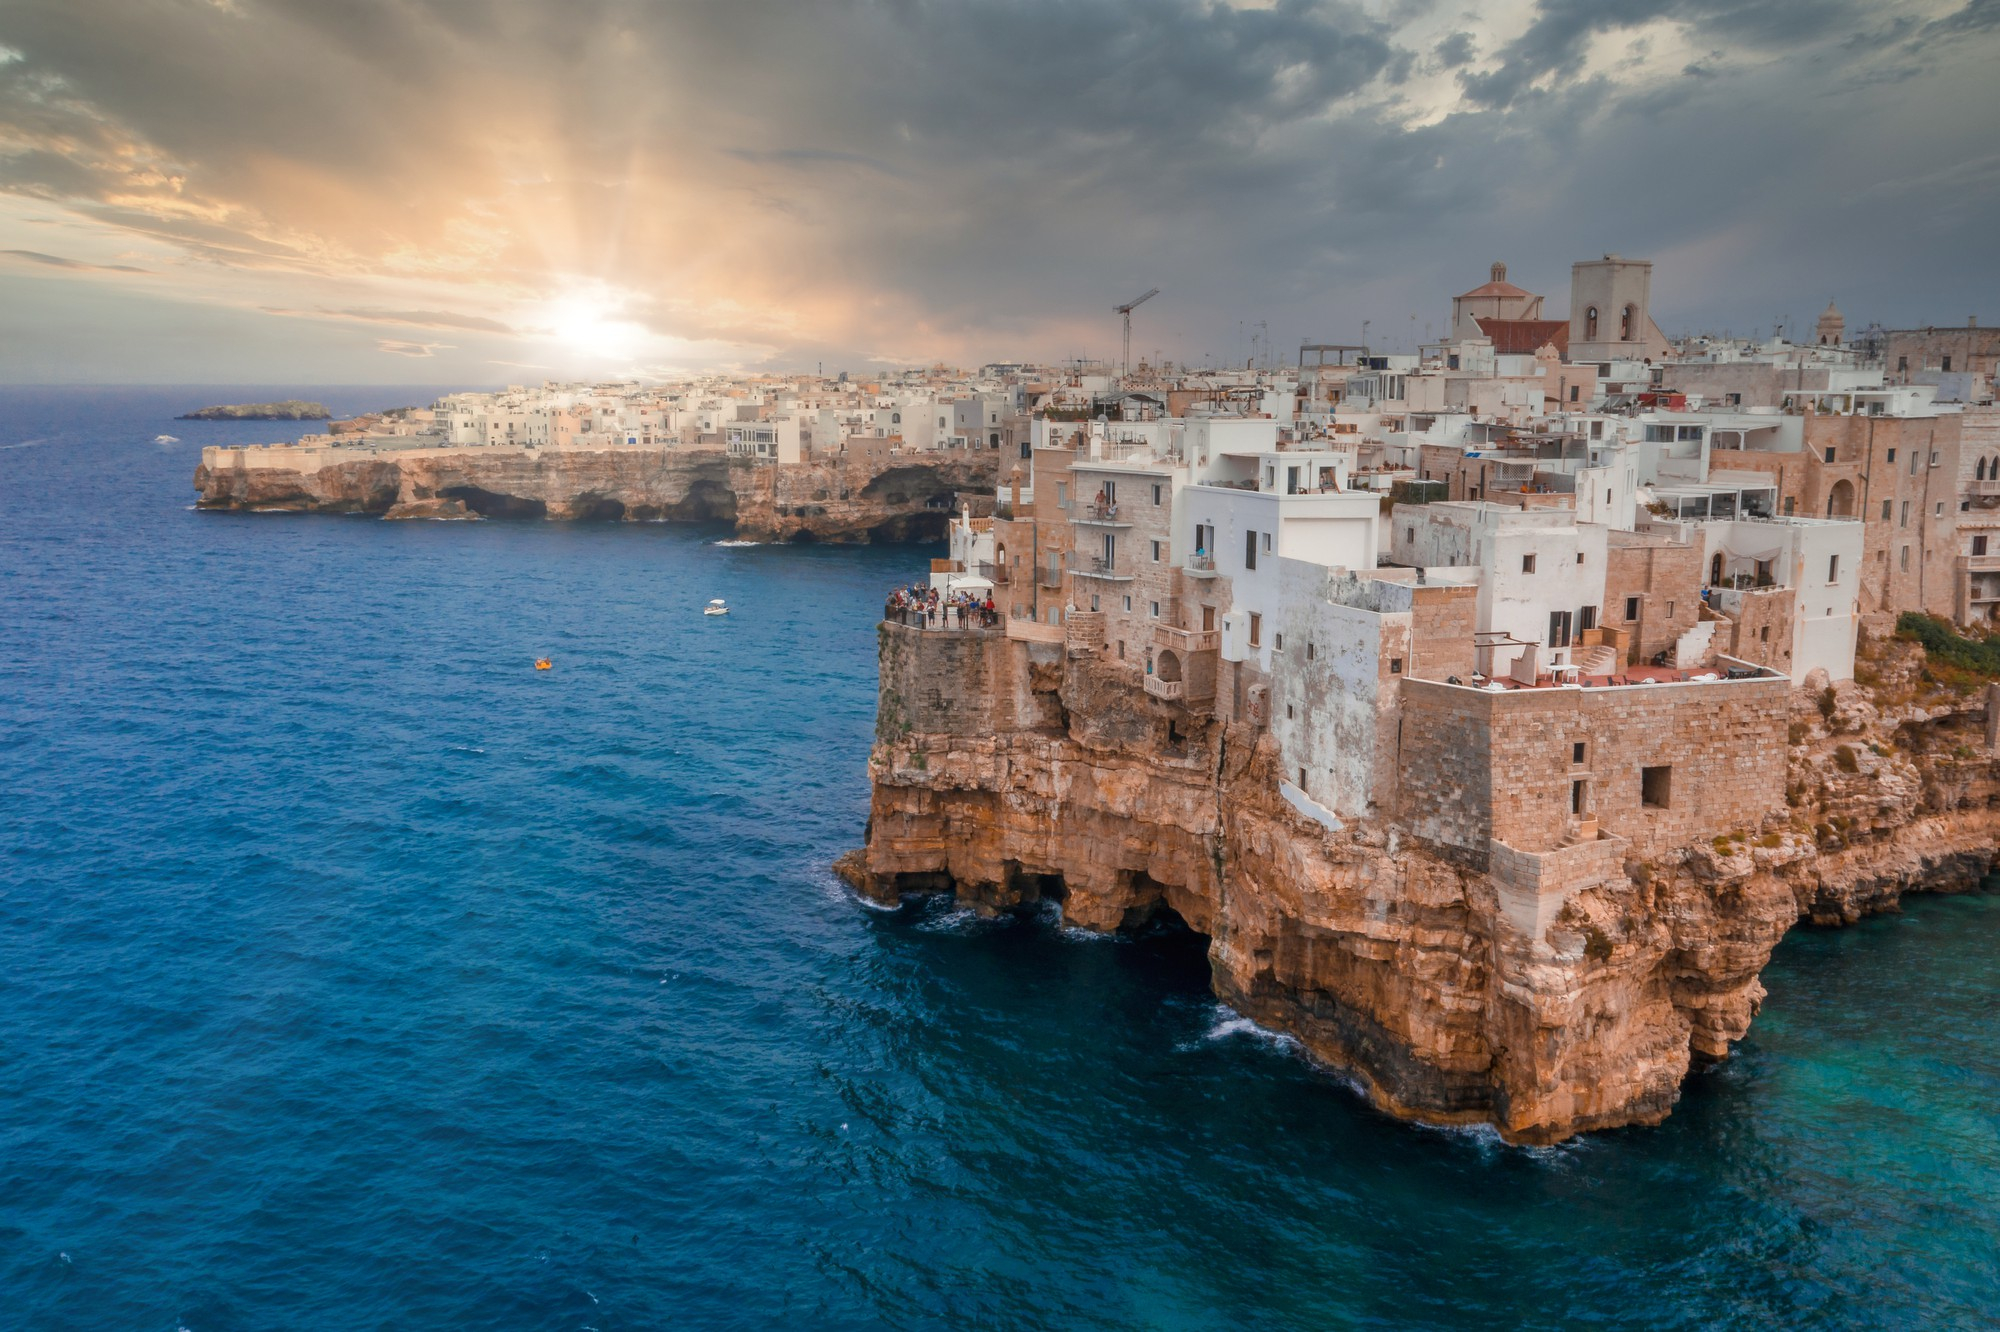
[{"left": 703, "top": 598, "right": 730, "bottom": 616}]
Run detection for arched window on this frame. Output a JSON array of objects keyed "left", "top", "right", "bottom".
[
  {"left": 1585, "top": 306, "right": 1599, "bottom": 340},
  {"left": 1621, "top": 304, "right": 1636, "bottom": 340},
  {"left": 891, "top": 411, "right": 901, "bottom": 424},
  {"left": 1980, "top": 457, "right": 1988, "bottom": 481}
]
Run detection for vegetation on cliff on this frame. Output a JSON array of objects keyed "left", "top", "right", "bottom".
[{"left": 178, "top": 400, "right": 331, "bottom": 420}]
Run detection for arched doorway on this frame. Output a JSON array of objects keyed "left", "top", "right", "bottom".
[
  {"left": 1156, "top": 649, "right": 1183, "bottom": 684},
  {"left": 1710, "top": 552, "right": 1725, "bottom": 586},
  {"left": 1827, "top": 479, "right": 1856, "bottom": 517}
]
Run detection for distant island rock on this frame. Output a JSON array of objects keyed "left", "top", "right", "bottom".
[{"left": 177, "top": 400, "right": 332, "bottom": 421}]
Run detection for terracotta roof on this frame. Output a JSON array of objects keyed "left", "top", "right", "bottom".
[
  {"left": 1474, "top": 316, "right": 1571, "bottom": 355},
  {"left": 1458, "top": 280, "right": 1534, "bottom": 299}
]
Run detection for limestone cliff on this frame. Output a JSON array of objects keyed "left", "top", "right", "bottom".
[
  {"left": 194, "top": 445, "right": 998, "bottom": 543},
  {"left": 838, "top": 625, "right": 2000, "bottom": 1143}
]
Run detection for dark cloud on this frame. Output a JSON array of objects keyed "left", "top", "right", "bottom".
[
  {"left": 1434, "top": 31, "right": 1477, "bottom": 67},
  {"left": 0, "top": 0, "right": 1997, "bottom": 378}
]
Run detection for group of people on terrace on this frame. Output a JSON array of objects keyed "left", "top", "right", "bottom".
[{"left": 885, "top": 583, "right": 999, "bottom": 630}]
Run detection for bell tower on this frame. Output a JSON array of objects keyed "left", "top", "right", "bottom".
[{"left": 1568, "top": 254, "right": 1665, "bottom": 363}]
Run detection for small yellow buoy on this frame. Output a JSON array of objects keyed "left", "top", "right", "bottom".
[{"left": 535, "top": 658, "right": 553, "bottom": 671}]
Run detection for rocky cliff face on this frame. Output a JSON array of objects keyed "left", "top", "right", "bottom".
[
  {"left": 838, "top": 625, "right": 2000, "bottom": 1143},
  {"left": 194, "top": 446, "right": 998, "bottom": 543}
]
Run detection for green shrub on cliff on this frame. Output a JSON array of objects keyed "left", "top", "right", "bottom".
[{"left": 1895, "top": 613, "right": 2000, "bottom": 690}]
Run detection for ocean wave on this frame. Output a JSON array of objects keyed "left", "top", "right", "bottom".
[
  {"left": 0, "top": 437, "right": 49, "bottom": 451},
  {"left": 1183, "top": 1005, "right": 1304, "bottom": 1054},
  {"left": 153, "top": 434, "right": 180, "bottom": 445},
  {"left": 712, "top": 539, "right": 761, "bottom": 547}
]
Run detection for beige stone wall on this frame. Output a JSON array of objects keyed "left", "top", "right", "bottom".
[
  {"left": 1735, "top": 414, "right": 1960, "bottom": 618},
  {"left": 1717, "top": 587, "right": 1797, "bottom": 674},
  {"left": 1604, "top": 532, "right": 1702, "bottom": 663},
  {"left": 1399, "top": 675, "right": 1789, "bottom": 863}
]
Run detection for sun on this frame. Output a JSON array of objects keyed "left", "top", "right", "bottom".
[{"left": 541, "top": 288, "right": 650, "bottom": 364}]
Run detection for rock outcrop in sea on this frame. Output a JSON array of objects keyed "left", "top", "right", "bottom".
[
  {"left": 178, "top": 400, "right": 332, "bottom": 421},
  {"left": 838, "top": 620, "right": 2000, "bottom": 1143},
  {"left": 194, "top": 444, "right": 999, "bottom": 543}
]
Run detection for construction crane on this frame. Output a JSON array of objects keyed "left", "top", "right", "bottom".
[{"left": 1115, "top": 288, "right": 1160, "bottom": 379}]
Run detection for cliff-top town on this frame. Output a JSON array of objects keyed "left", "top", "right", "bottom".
[{"left": 201, "top": 256, "right": 2000, "bottom": 1141}]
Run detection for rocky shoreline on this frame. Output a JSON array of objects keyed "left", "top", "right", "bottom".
[
  {"left": 837, "top": 622, "right": 2000, "bottom": 1143},
  {"left": 178, "top": 400, "right": 331, "bottom": 420},
  {"left": 194, "top": 443, "right": 999, "bottom": 543}
]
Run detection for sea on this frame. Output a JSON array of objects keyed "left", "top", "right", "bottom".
[{"left": 2, "top": 385, "right": 1997, "bottom": 1331}]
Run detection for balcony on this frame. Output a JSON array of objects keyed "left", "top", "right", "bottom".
[
  {"left": 1969, "top": 480, "right": 2000, "bottom": 499},
  {"left": 1143, "top": 676, "right": 1186, "bottom": 701},
  {"left": 1074, "top": 502, "right": 1131, "bottom": 527},
  {"left": 1155, "top": 624, "right": 1220, "bottom": 654},
  {"left": 1184, "top": 553, "right": 1218, "bottom": 579},
  {"left": 1073, "top": 555, "right": 1134, "bottom": 582}
]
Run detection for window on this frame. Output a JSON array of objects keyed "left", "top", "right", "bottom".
[
  {"left": 1901, "top": 501, "right": 1910, "bottom": 528},
  {"left": 1389, "top": 657, "right": 1403, "bottom": 674},
  {"left": 1287, "top": 704, "right": 1294, "bottom": 720},
  {"left": 1932, "top": 451, "right": 1941, "bottom": 467},
  {"left": 1625, "top": 596, "right": 1640, "bottom": 621},
  {"left": 1306, "top": 642, "right": 1315, "bottom": 661},
  {"left": 1943, "top": 356, "right": 1953, "bottom": 372},
  {"left": 1057, "top": 482, "right": 1067, "bottom": 506},
  {"left": 1248, "top": 613, "right": 1262, "bottom": 647},
  {"left": 1887, "top": 448, "right": 1896, "bottom": 463},
  {"left": 1090, "top": 594, "right": 1099, "bottom": 612},
  {"left": 1824, "top": 447, "right": 1837, "bottom": 464},
  {"left": 1898, "top": 355, "right": 1908, "bottom": 373},
  {"left": 1548, "top": 610, "right": 1572, "bottom": 648},
  {"left": 1150, "top": 601, "right": 1160, "bottom": 618},
  {"left": 1911, "top": 452, "right": 1919, "bottom": 475},
  {"left": 1573, "top": 742, "right": 1587, "bottom": 765},
  {"left": 1245, "top": 530, "right": 1257, "bottom": 570},
  {"left": 1117, "top": 641, "right": 1124, "bottom": 659},
  {"left": 1641, "top": 765, "right": 1672, "bottom": 809},
  {"left": 1975, "top": 536, "right": 1989, "bottom": 557},
  {"left": 1937, "top": 502, "right": 1946, "bottom": 518},
  {"left": 1580, "top": 605, "right": 1598, "bottom": 631},
  {"left": 1784, "top": 497, "right": 1796, "bottom": 516},
  {"left": 1901, "top": 545, "right": 1911, "bottom": 572},
  {"left": 1522, "top": 553, "right": 1537, "bottom": 574},
  {"left": 1828, "top": 554, "right": 1840, "bottom": 582},
  {"left": 1576, "top": 551, "right": 1585, "bottom": 564},
  {"left": 1406, "top": 526, "right": 1415, "bottom": 543},
  {"left": 1606, "top": 489, "right": 1613, "bottom": 504},
  {"left": 1263, "top": 533, "right": 1273, "bottom": 553},
  {"left": 1151, "top": 540, "right": 1161, "bottom": 562},
  {"left": 1570, "top": 385, "right": 1580, "bottom": 402},
  {"left": 1667, "top": 600, "right": 1676, "bottom": 619},
  {"left": 1760, "top": 626, "right": 1770, "bottom": 642},
  {"left": 1275, "top": 633, "right": 1285, "bottom": 651},
  {"left": 1882, "top": 500, "right": 1893, "bottom": 522},
  {"left": 1152, "top": 483, "right": 1162, "bottom": 505},
  {"left": 1123, "top": 595, "right": 1132, "bottom": 611}
]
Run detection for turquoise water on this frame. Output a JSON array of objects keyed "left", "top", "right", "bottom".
[{"left": 3, "top": 386, "right": 1997, "bottom": 1330}]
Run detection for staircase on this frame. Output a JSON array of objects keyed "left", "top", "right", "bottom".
[{"left": 1574, "top": 644, "right": 1619, "bottom": 677}]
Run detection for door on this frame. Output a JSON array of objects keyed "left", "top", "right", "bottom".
[{"left": 1202, "top": 605, "right": 1216, "bottom": 632}]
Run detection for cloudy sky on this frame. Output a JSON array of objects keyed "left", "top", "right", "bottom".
[{"left": 2, "top": 0, "right": 1996, "bottom": 384}]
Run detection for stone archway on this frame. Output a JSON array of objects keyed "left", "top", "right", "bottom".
[
  {"left": 1827, "top": 478, "right": 1856, "bottom": 518},
  {"left": 1156, "top": 649, "right": 1183, "bottom": 683}
]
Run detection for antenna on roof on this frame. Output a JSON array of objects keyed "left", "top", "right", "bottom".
[{"left": 1115, "top": 288, "right": 1160, "bottom": 379}]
